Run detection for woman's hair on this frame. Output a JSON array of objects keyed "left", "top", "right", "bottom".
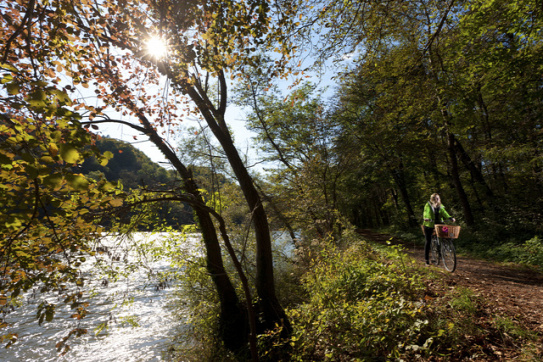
[{"left": 430, "top": 193, "right": 442, "bottom": 208}]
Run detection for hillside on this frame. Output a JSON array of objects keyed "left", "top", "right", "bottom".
[
  {"left": 79, "top": 137, "right": 194, "bottom": 227},
  {"left": 80, "top": 137, "right": 175, "bottom": 190}
]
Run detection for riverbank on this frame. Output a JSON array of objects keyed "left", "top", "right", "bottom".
[{"left": 171, "top": 229, "right": 543, "bottom": 360}]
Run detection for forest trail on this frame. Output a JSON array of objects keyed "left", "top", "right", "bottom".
[{"left": 356, "top": 229, "right": 543, "bottom": 335}]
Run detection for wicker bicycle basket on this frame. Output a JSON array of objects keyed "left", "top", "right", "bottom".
[{"left": 434, "top": 224, "right": 461, "bottom": 239}]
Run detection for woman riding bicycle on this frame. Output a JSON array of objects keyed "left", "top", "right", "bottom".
[{"left": 423, "top": 193, "right": 455, "bottom": 265}]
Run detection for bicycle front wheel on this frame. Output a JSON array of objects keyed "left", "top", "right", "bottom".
[
  {"left": 440, "top": 238, "right": 457, "bottom": 272},
  {"left": 430, "top": 235, "right": 440, "bottom": 266}
]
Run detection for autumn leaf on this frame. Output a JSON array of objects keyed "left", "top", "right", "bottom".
[
  {"left": 49, "top": 143, "right": 59, "bottom": 156},
  {"left": 60, "top": 144, "right": 80, "bottom": 164},
  {"left": 109, "top": 198, "right": 123, "bottom": 207},
  {"left": 43, "top": 173, "right": 64, "bottom": 189}
]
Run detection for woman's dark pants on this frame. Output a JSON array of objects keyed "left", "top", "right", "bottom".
[{"left": 424, "top": 226, "right": 434, "bottom": 263}]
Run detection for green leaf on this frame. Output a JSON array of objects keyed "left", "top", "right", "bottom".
[
  {"left": 27, "top": 89, "right": 47, "bottom": 109},
  {"left": 6, "top": 82, "right": 20, "bottom": 95},
  {"left": 101, "top": 181, "right": 115, "bottom": 191},
  {"left": 1, "top": 73, "right": 13, "bottom": 84},
  {"left": 51, "top": 89, "right": 72, "bottom": 105},
  {"left": 24, "top": 164, "right": 39, "bottom": 179},
  {"left": 65, "top": 174, "right": 90, "bottom": 190},
  {"left": 60, "top": 144, "right": 80, "bottom": 164},
  {"left": 39, "top": 156, "right": 55, "bottom": 163},
  {"left": 99, "top": 157, "right": 109, "bottom": 166},
  {"left": 0, "top": 152, "right": 13, "bottom": 165},
  {"left": 0, "top": 63, "right": 18, "bottom": 72},
  {"left": 43, "top": 173, "right": 64, "bottom": 188},
  {"left": 109, "top": 198, "right": 123, "bottom": 207},
  {"left": 45, "top": 309, "right": 54, "bottom": 322}
]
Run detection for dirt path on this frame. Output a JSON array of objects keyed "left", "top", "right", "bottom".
[{"left": 356, "top": 229, "right": 543, "bottom": 334}]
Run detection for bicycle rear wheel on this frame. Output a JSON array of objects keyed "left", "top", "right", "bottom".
[
  {"left": 430, "top": 235, "right": 440, "bottom": 265},
  {"left": 440, "top": 238, "right": 457, "bottom": 272}
]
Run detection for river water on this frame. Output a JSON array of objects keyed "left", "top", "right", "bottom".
[{"left": 0, "top": 232, "right": 200, "bottom": 362}]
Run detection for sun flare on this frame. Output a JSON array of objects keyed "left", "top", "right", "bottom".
[{"left": 146, "top": 36, "right": 168, "bottom": 59}]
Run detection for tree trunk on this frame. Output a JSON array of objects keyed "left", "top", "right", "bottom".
[
  {"left": 209, "top": 120, "right": 291, "bottom": 334},
  {"left": 447, "top": 131, "right": 475, "bottom": 225},
  {"left": 452, "top": 134, "right": 494, "bottom": 198},
  {"left": 427, "top": 49, "right": 475, "bottom": 226},
  {"left": 134, "top": 110, "right": 248, "bottom": 353},
  {"left": 185, "top": 75, "right": 291, "bottom": 336},
  {"left": 184, "top": 170, "right": 249, "bottom": 352},
  {"left": 390, "top": 161, "right": 417, "bottom": 226}
]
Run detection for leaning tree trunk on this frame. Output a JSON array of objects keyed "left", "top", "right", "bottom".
[
  {"left": 427, "top": 46, "right": 475, "bottom": 227},
  {"left": 452, "top": 134, "right": 494, "bottom": 198},
  {"left": 186, "top": 73, "right": 291, "bottom": 336},
  {"left": 208, "top": 115, "right": 291, "bottom": 334},
  {"left": 132, "top": 109, "right": 249, "bottom": 353},
  {"left": 434, "top": 98, "right": 475, "bottom": 226}
]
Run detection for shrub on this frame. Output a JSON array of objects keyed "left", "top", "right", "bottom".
[
  {"left": 165, "top": 254, "right": 237, "bottom": 362},
  {"left": 286, "top": 242, "right": 430, "bottom": 360},
  {"left": 521, "top": 236, "right": 543, "bottom": 268}
]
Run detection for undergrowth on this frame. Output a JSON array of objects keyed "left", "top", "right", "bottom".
[
  {"left": 166, "top": 231, "right": 541, "bottom": 361},
  {"left": 285, "top": 241, "right": 429, "bottom": 360},
  {"left": 283, "top": 237, "right": 541, "bottom": 361}
]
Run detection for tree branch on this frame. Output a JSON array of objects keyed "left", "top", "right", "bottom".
[
  {"left": 1, "top": 0, "right": 36, "bottom": 63},
  {"left": 81, "top": 118, "right": 147, "bottom": 134},
  {"left": 421, "top": 0, "right": 456, "bottom": 55}
]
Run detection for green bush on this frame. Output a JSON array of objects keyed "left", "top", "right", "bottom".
[
  {"left": 455, "top": 232, "right": 543, "bottom": 269},
  {"left": 164, "top": 230, "right": 540, "bottom": 361},
  {"left": 521, "top": 236, "right": 543, "bottom": 268},
  {"left": 282, "top": 235, "right": 542, "bottom": 361},
  {"left": 165, "top": 254, "right": 237, "bottom": 362},
  {"left": 286, "top": 242, "right": 431, "bottom": 360}
]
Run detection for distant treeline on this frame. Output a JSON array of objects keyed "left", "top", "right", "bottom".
[{"left": 79, "top": 137, "right": 194, "bottom": 229}]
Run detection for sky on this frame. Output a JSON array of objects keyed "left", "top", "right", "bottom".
[
  {"left": 96, "top": 103, "right": 259, "bottom": 169},
  {"left": 95, "top": 66, "right": 339, "bottom": 174},
  {"left": 92, "top": 31, "right": 348, "bottom": 173},
  {"left": 87, "top": 15, "right": 358, "bottom": 174}
]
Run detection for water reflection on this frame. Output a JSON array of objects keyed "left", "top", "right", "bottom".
[{"left": 0, "top": 233, "right": 198, "bottom": 362}]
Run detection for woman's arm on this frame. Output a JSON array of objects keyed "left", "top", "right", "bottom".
[
  {"left": 440, "top": 207, "right": 455, "bottom": 222},
  {"left": 423, "top": 203, "right": 432, "bottom": 222}
]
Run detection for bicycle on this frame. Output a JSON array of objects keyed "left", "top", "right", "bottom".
[{"left": 429, "top": 224, "right": 460, "bottom": 272}]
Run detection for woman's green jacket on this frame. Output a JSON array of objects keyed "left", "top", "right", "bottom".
[{"left": 423, "top": 202, "right": 452, "bottom": 228}]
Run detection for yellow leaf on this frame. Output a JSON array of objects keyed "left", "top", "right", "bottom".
[
  {"left": 60, "top": 144, "right": 80, "bottom": 164},
  {"left": 43, "top": 173, "right": 63, "bottom": 189},
  {"left": 109, "top": 198, "right": 123, "bottom": 207},
  {"left": 65, "top": 174, "right": 89, "bottom": 190}
]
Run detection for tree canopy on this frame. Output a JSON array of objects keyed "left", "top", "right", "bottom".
[{"left": 1, "top": 0, "right": 543, "bottom": 359}]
